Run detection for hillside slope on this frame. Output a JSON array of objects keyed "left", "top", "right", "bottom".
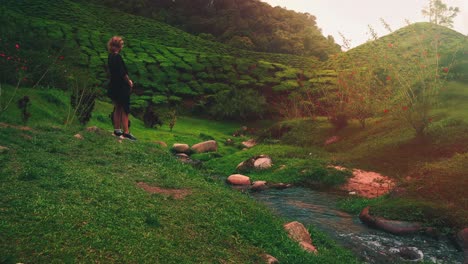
[
  {"left": 1, "top": 0, "right": 323, "bottom": 118},
  {"left": 0, "top": 84, "right": 360, "bottom": 263}
]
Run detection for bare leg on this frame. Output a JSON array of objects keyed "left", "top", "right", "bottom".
[
  {"left": 113, "top": 105, "right": 122, "bottom": 130},
  {"left": 122, "top": 111, "right": 129, "bottom": 134}
]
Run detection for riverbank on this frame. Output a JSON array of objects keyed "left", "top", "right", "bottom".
[{"left": 0, "top": 86, "right": 360, "bottom": 263}]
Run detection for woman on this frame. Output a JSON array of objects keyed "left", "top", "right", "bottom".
[{"left": 107, "top": 36, "right": 137, "bottom": 140}]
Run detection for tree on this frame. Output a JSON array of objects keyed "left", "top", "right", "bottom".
[{"left": 422, "top": 0, "right": 460, "bottom": 28}]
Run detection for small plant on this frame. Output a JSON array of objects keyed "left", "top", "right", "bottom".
[
  {"left": 66, "top": 72, "right": 97, "bottom": 125},
  {"left": 168, "top": 109, "right": 177, "bottom": 132},
  {"left": 17, "top": 95, "right": 31, "bottom": 123}
]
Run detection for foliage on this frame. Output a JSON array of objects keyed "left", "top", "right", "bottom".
[
  {"left": 275, "top": 86, "right": 318, "bottom": 119},
  {"left": 207, "top": 88, "right": 267, "bottom": 120},
  {"left": 168, "top": 109, "right": 177, "bottom": 132},
  {"left": 373, "top": 22, "right": 463, "bottom": 137},
  {"left": 143, "top": 104, "right": 163, "bottom": 128},
  {"left": 421, "top": 0, "right": 460, "bottom": 28},
  {"left": 83, "top": 0, "right": 341, "bottom": 58},
  {"left": 322, "top": 34, "right": 391, "bottom": 130},
  {"left": 67, "top": 73, "right": 98, "bottom": 125},
  {"left": 1, "top": 0, "right": 326, "bottom": 120}
]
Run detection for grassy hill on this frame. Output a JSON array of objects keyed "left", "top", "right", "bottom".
[
  {"left": 330, "top": 22, "right": 468, "bottom": 81},
  {"left": 0, "top": 84, "right": 359, "bottom": 263},
  {"left": 1, "top": 0, "right": 322, "bottom": 115}
]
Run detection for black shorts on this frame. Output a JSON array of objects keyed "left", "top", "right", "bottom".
[{"left": 108, "top": 88, "right": 130, "bottom": 114}]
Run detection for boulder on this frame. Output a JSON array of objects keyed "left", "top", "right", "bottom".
[
  {"left": 254, "top": 157, "right": 272, "bottom": 169},
  {"left": 172, "top": 143, "right": 190, "bottom": 153},
  {"left": 284, "top": 221, "right": 313, "bottom": 245},
  {"left": 237, "top": 155, "right": 272, "bottom": 171},
  {"left": 191, "top": 140, "right": 217, "bottom": 153},
  {"left": 154, "top": 141, "right": 168, "bottom": 148},
  {"left": 227, "top": 174, "right": 251, "bottom": 185},
  {"left": 175, "top": 153, "right": 190, "bottom": 162},
  {"left": 262, "top": 254, "right": 279, "bottom": 264},
  {"left": 236, "top": 160, "right": 253, "bottom": 171},
  {"left": 241, "top": 139, "right": 257, "bottom": 148},
  {"left": 299, "top": 241, "right": 318, "bottom": 254},
  {"left": 359, "top": 207, "right": 423, "bottom": 235},
  {"left": 74, "top": 133, "right": 84, "bottom": 140},
  {"left": 283, "top": 221, "right": 317, "bottom": 254},
  {"left": 251, "top": 181, "right": 268, "bottom": 191}
]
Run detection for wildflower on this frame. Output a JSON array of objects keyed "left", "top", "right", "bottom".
[
  {"left": 388, "top": 43, "right": 393, "bottom": 48},
  {"left": 15, "top": 44, "right": 20, "bottom": 49},
  {"left": 442, "top": 67, "right": 449, "bottom": 73},
  {"left": 0, "top": 53, "right": 5, "bottom": 57},
  {"left": 384, "top": 109, "right": 389, "bottom": 113},
  {"left": 386, "top": 76, "right": 391, "bottom": 81},
  {"left": 59, "top": 56, "right": 65, "bottom": 60},
  {"left": 402, "top": 106, "right": 408, "bottom": 111}
]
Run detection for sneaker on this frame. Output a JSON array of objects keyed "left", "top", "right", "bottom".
[
  {"left": 113, "top": 129, "right": 123, "bottom": 137},
  {"left": 123, "top": 133, "right": 137, "bottom": 141}
]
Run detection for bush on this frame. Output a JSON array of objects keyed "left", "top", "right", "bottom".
[
  {"left": 208, "top": 88, "right": 267, "bottom": 120},
  {"left": 70, "top": 87, "right": 96, "bottom": 125},
  {"left": 143, "top": 104, "right": 163, "bottom": 128}
]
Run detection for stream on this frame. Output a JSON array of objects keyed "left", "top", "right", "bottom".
[{"left": 250, "top": 187, "right": 464, "bottom": 263}]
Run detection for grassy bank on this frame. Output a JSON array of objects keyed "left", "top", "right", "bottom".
[
  {"left": 0, "top": 85, "right": 360, "bottom": 263},
  {"left": 260, "top": 81, "right": 468, "bottom": 230}
]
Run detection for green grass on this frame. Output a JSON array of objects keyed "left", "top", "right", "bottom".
[
  {"left": 0, "top": 85, "right": 361, "bottom": 263},
  {"left": 260, "top": 81, "right": 468, "bottom": 229}
]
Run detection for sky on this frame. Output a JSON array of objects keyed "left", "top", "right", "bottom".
[{"left": 261, "top": 0, "right": 468, "bottom": 49}]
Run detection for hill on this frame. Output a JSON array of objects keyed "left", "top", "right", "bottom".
[
  {"left": 0, "top": 84, "right": 360, "bottom": 263},
  {"left": 1, "top": 0, "right": 323, "bottom": 120},
  {"left": 79, "top": 0, "right": 341, "bottom": 58},
  {"left": 330, "top": 22, "right": 468, "bottom": 81}
]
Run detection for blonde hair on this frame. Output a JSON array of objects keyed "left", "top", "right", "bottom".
[{"left": 107, "top": 36, "right": 124, "bottom": 53}]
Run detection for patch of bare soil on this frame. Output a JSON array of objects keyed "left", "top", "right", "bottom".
[
  {"left": 136, "top": 182, "right": 191, "bottom": 200},
  {"left": 332, "top": 166, "right": 396, "bottom": 198}
]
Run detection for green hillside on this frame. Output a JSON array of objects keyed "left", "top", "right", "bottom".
[
  {"left": 0, "top": 84, "right": 359, "bottom": 263},
  {"left": 1, "top": 0, "right": 323, "bottom": 117},
  {"left": 331, "top": 22, "right": 468, "bottom": 81}
]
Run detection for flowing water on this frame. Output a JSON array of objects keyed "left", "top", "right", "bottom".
[{"left": 250, "top": 187, "right": 464, "bottom": 263}]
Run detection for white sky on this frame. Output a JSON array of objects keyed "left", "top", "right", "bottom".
[{"left": 261, "top": 0, "right": 468, "bottom": 49}]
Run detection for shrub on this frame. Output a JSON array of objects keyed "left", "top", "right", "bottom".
[
  {"left": 143, "top": 104, "right": 163, "bottom": 128},
  {"left": 208, "top": 88, "right": 266, "bottom": 120},
  {"left": 70, "top": 85, "right": 96, "bottom": 125}
]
